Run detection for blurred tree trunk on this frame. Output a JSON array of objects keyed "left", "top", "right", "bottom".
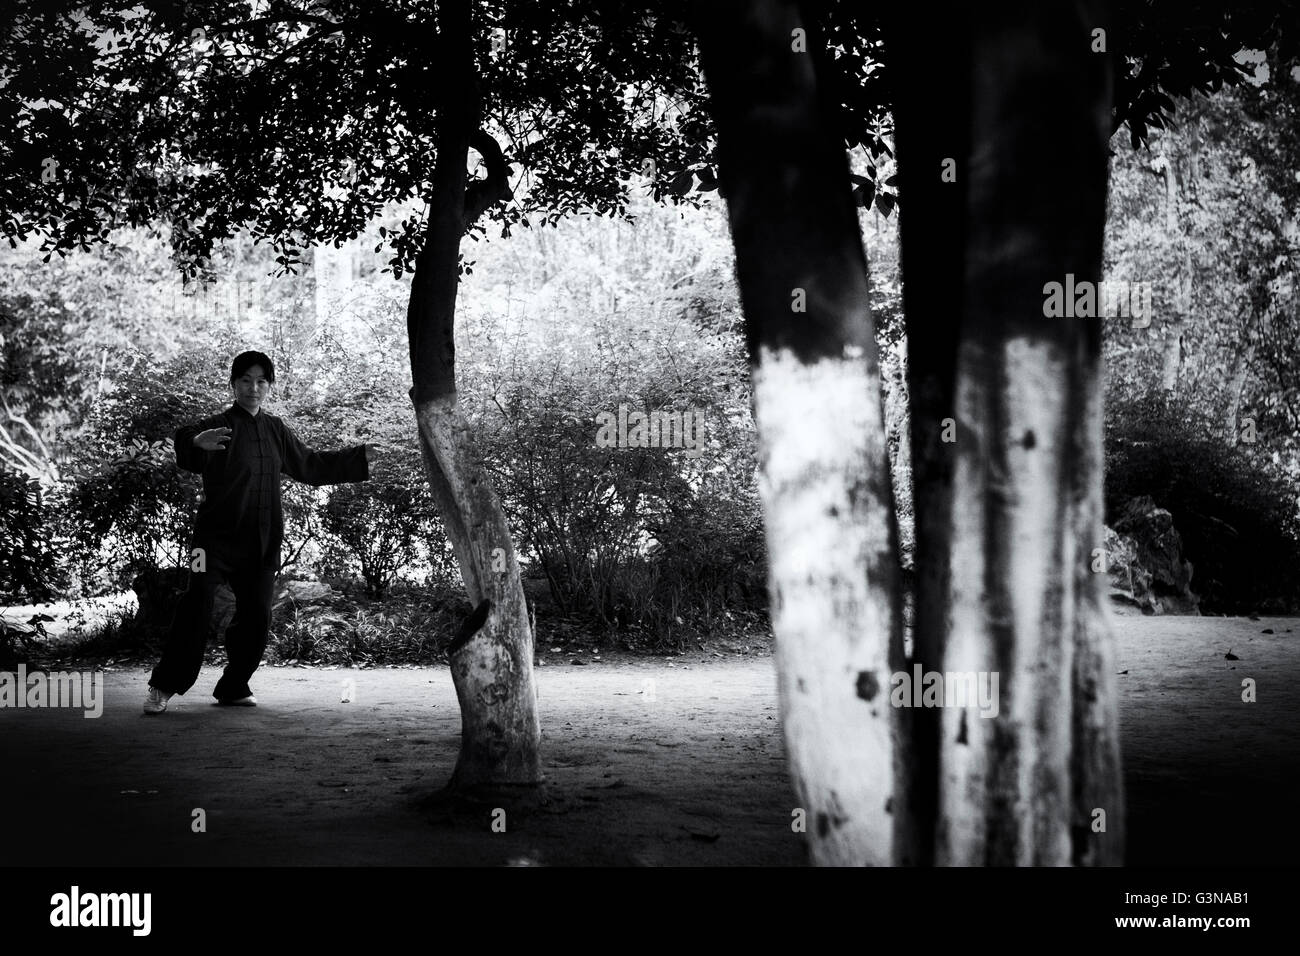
[
  {"left": 906, "top": 0, "right": 1125, "bottom": 865},
  {"left": 407, "top": 0, "right": 540, "bottom": 791},
  {"left": 889, "top": 1, "right": 971, "bottom": 867},
  {"left": 696, "top": 0, "right": 911, "bottom": 866},
  {"left": 699, "top": 0, "right": 1126, "bottom": 865}
]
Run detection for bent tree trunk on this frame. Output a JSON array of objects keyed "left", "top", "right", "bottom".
[
  {"left": 926, "top": 0, "right": 1124, "bottom": 865},
  {"left": 406, "top": 0, "right": 540, "bottom": 791},
  {"left": 697, "top": 0, "right": 910, "bottom": 866}
]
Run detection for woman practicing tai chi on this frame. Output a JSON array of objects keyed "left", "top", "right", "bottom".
[{"left": 143, "top": 350, "right": 375, "bottom": 714}]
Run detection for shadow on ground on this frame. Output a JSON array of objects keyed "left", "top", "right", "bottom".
[{"left": 1, "top": 616, "right": 1295, "bottom": 865}]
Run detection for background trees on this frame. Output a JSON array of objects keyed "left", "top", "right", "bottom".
[
  {"left": 0, "top": 0, "right": 714, "bottom": 791},
  {"left": 1103, "top": 44, "right": 1300, "bottom": 613}
]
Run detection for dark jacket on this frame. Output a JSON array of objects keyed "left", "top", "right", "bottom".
[{"left": 175, "top": 403, "right": 369, "bottom": 571}]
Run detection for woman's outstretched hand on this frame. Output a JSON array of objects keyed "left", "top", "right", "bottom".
[{"left": 193, "top": 427, "right": 231, "bottom": 451}]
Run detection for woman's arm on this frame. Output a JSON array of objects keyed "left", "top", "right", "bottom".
[{"left": 277, "top": 419, "right": 369, "bottom": 486}]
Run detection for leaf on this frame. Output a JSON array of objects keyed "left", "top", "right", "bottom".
[
  {"left": 669, "top": 170, "right": 694, "bottom": 196},
  {"left": 874, "top": 193, "right": 896, "bottom": 217}
]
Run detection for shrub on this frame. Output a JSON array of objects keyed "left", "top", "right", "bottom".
[
  {"left": 320, "top": 473, "right": 438, "bottom": 598},
  {"left": 267, "top": 584, "right": 470, "bottom": 665},
  {"left": 0, "top": 467, "right": 64, "bottom": 603},
  {"left": 462, "top": 307, "right": 766, "bottom": 648},
  {"left": 59, "top": 348, "right": 223, "bottom": 597}
]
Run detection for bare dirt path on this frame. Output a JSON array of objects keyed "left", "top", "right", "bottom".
[{"left": 2, "top": 614, "right": 1296, "bottom": 866}]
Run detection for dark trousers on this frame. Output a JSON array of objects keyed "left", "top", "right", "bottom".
[{"left": 150, "top": 559, "right": 275, "bottom": 700}]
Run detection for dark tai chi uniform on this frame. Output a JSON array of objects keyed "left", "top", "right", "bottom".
[{"left": 150, "top": 403, "right": 368, "bottom": 700}]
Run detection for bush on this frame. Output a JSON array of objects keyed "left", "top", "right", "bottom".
[
  {"left": 59, "top": 348, "right": 223, "bottom": 601},
  {"left": 272, "top": 344, "right": 455, "bottom": 596},
  {"left": 321, "top": 473, "right": 438, "bottom": 598},
  {"left": 267, "top": 584, "right": 470, "bottom": 665},
  {"left": 1105, "top": 386, "right": 1300, "bottom": 613},
  {"left": 462, "top": 307, "right": 767, "bottom": 649},
  {"left": 0, "top": 467, "right": 64, "bottom": 603}
]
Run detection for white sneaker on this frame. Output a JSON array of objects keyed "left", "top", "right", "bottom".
[{"left": 143, "top": 685, "right": 173, "bottom": 715}]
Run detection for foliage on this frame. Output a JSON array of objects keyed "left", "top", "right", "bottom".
[
  {"left": 1109, "top": 0, "right": 1300, "bottom": 148},
  {"left": 457, "top": 202, "right": 767, "bottom": 647},
  {"left": 0, "top": 466, "right": 64, "bottom": 602},
  {"left": 320, "top": 470, "right": 439, "bottom": 598},
  {"left": 1102, "top": 75, "right": 1300, "bottom": 611},
  {"left": 268, "top": 584, "right": 472, "bottom": 665},
  {"left": 1105, "top": 80, "right": 1300, "bottom": 443},
  {"left": 0, "top": 1, "right": 719, "bottom": 277},
  {"left": 58, "top": 345, "right": 229, "bottom": 595}
]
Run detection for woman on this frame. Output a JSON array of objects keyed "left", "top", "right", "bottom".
[{"left": 143, "top": 350, "right": 373, "bottom": 713}]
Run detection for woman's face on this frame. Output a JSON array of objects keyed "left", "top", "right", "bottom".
[{"left": 232, "top": 364, "right": 272, "bottom": 414}]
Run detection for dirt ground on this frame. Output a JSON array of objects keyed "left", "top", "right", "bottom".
[{"left": 2, "top": 612, "right": 1296, "bottom": 866}]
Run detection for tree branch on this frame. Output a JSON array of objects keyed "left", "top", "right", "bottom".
[
  {"left": 255, "top": 25, "right": 347, "bottom": 73},
  {"left": 462, "top": 130, "right": 514, "bottom": 232}
]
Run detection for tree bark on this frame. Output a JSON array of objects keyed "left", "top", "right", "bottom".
[
  {"left": 926, "top": 0, "right": 1124, "bottom": 865},
  {"left": 407, "top": 0, "right": 539, "bottom": 791},
  {"left": 1225, "top": 337, "right": 1256, "bottom": 440},
  {"left": 696, "top": 0, "right": 910, "bottom": 866},
  {"left": 888, "top": 1, "right": 971, "bottom": 867},
  {"left": 1157, "top": 157, "right": 1187, "bottom": 392}
]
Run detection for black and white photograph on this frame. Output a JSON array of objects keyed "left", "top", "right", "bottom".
[{"left": 1, "top": 0, "right": 1297, "bottom": 936}]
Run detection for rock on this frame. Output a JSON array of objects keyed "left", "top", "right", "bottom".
[
  {"left": 274, "top": 579, "right": 342, "bottom": 611},
  {"left": 1104, "top": 525, "right": 1158, "bottom": 613},
  {"left": 1111, "top": 495, "right": 1199, "bottom": 614},
  {"left": 130, "top": 567, "right": 191, "bottom": 627},
  {"left": 130, "top": 566, "right": 235, "bottom": 641}
]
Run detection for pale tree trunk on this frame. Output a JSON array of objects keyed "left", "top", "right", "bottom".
[
  {"left": 926, "top": 0, "right": 1123, "bottom": 865},
  {"left": 1157, "top": 158, "right": 1187, "bottom": 392},
  {"left": 407, "top": 0, "right": 540, "bottom": 792},
  {"left": 1225, "top": 338, "right": 1256, "bottom": 440},
  {"left": 696, "top": 0, "right": 910, "bottom": 866}
]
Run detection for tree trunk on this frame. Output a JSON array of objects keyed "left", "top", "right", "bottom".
[
  {"left": 925, "top": 0, "right": 1123, "bottom": 865},
  {"left": 407, "top": 0, "right": 540, "bottom": 791},
  {"left": 696, "top": 0, "right": 910, "bottom": 866},
  {"left": 1158, "top": 158, "right": 1187, "bottom": 392},
  {"left": 889, "top": 1, "right": 972, "bottom": 867},
  {"left": 1225, "top": 338, "right": 1256, "bottom": 440}
]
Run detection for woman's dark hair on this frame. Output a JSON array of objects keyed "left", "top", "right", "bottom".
[{"left": 230, "top": 350, "right": 276, "bottom": 384}]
